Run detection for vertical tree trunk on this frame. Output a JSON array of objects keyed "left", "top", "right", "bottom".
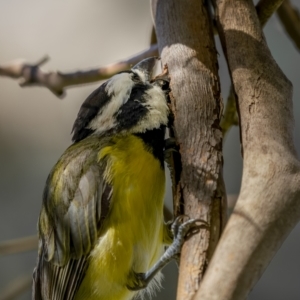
[
  {"left": 195, "top": 0, "right": 300, "bottom": 299},
  {"left": 151, "top": 1, "right": 226, "bottom": 299}
]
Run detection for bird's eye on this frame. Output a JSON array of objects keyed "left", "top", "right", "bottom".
[
  {"left": 155, "top": 79, "right": 169, "bottom": 90},
  {"left": 132, "top": 73, "right": 140, "bottom": 82},
  {"left": 162, "top": 81, "right": 168, "bottom": 88}
]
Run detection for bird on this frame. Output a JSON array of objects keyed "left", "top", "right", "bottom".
[{"left": 32, "top": 57, "right": 200, "bottom": 300}]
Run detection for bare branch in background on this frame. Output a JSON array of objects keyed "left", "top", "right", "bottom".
[
  {"left": 256, "top": 0, "right": 285, "bottom": 26},
  {"left": 220, "top": 88, "right": 239, "bottom": 137},
  {"left": 0, "top": 44, "right": 158, "bottom": 97},
  {"left": 150, "top": 27, "right": 157, "bottom": 45},
  {"left": 0, "top": 235, "right": 37, "bottom": 255},
  {"left": 277, "top": 0, "right": 300, "bottom": 50},
  {"left": 0, "top": 1, "right": 295, "bottom": 102},
  {"left": 0, "top": 275, "right": 32, "bottom": 300}
]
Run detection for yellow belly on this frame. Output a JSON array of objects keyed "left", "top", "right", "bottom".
[{"left": 75, "top": 135, "right": 166, "bottom": 300}]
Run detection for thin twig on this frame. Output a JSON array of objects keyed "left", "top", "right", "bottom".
[
  {"left": 0, "top": 235, "right": 37, "bottom": 255},
  {"left": 256, "top": 0, "right": 285, "bottom": 27},
  {"left": 220, "top": 88, "right": 239, "bottom": 137},
  {"left": 0, "top": 275, "right": 32, "bottom": 300},
  {"left": 0, "top": 44, "right": 159, "bottom": 97},
  {"left": 150, "top": 27, "right": 157, "bottom": 45},
  {"left": 277, "top": 0, "right": 300, "bottom": 51}
]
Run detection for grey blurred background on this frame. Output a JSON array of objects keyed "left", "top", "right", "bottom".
[{"left": 0, "top": 1, "right": 299, "bottom": 299}]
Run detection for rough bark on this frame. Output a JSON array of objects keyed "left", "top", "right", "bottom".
[
  {"left": 195, "top": 0, "right": 300, "bottom": 299},
  {"left": 151, "top": 1, "right": 226, "bottom": 299}
]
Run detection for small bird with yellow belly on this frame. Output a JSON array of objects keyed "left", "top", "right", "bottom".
[{"left": 33, "top": 57, "right": 199, "bottom": 300}]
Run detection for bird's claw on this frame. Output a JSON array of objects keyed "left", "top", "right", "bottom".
[
  {"left": 127, "top": 273, "right": 147, "bottom": 291},
  {"left": 171, "top": 215, "right": 209, "bottom": 243}
]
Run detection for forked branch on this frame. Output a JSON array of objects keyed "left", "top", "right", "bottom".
[{"left": 196, "top": 0, "right": 300, "bottom": 299}]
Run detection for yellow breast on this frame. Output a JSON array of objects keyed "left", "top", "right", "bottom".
[{"left": 75, "top": 134, "right": 166, "bottom": 300}]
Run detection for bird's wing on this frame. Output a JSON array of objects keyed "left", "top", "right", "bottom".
[
  {"left": 71, "top": 71, "right": 135, "bottom": 143},
  {"left": 33, "top": 144, "right": 112, "bottom": 300},
  {"left": 71, "top": 81, "right": 110, "bottom": 142}
]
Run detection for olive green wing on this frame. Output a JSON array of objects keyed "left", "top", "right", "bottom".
[{"left": 33, "top": 143, "right": 112, "bottom": 300}]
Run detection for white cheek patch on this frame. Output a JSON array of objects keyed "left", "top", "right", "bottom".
[
  {"left": 88, "top": 73, "right": 135, "bottom": 134},
  {"left": 106, "top": 73, "right": 133, "bottom": 96}
]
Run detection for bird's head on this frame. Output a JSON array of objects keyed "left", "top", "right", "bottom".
[{"left": 72, "top": 57, "right": 170, "bottom": 142}]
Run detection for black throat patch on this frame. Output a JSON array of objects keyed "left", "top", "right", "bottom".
[
  {"left": 134, "top": 126, "right": 166, "bottom": 169},
  {"left": 114, "top": 83, "right": 151, "bottom": 132}
]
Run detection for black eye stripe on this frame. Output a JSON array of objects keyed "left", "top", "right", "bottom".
[
  {"left": 132, "top": 72, "right": 141, "bottom": 82},
  {"left": 128, "top": 84, "right": 150, "bottom": 102},
  {"left": 113, "top": 84, "right": 151, "bottom": 130}
]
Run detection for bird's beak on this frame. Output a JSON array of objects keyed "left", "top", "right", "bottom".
[
  {"left": 150, "top": 63, "right": 169, "bottom": 83},
  {"left": 131, "top": 57, "right": 158, "bottom": 81}
]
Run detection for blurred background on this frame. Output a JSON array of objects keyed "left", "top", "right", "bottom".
[{"left": 0, "top": 0, "right": 299, "bottom": 299}]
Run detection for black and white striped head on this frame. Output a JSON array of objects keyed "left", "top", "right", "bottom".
[{"left": 72, "top": 57, "right": 169, "bottom": 142}]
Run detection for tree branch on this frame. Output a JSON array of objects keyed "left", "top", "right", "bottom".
[
  {"left": 152, "top": 1, "right": 226, "bottom": 299},
  {"left": 256, "top": 0, "right": 285, "bottom": 27},
  {"left": 277, "top": 0, "right": 300, "bottom": 50},
  {"left": 196, "top": 0, "right": 300, "bottom": 299},
  {"left": 0, "top": 45, "right": 158, "bottom": 97},
  {"left": 0, "top": 235, "right": 37, "bottom": 255},
  {"left": 221, "top": 0, "right": 285, "bottom": 137}
]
